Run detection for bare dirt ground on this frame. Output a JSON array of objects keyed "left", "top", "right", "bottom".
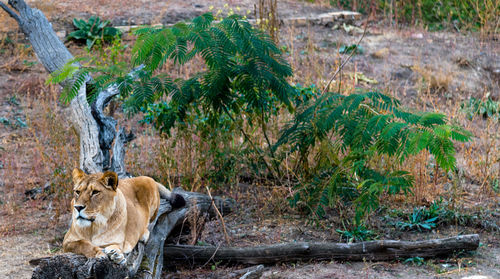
[
  {"left": 0, "top": 0, "right": 499, "bottom": 278},
  {"left": 0, "top": 234, "right": 54, "bottom": 279},
  {"left": 0, "top": 0, "right": 333, "bottom": 32}
]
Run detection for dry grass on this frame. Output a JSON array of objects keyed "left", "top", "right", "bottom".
[
  {"left": 0, "top": 13, "right": 18, "bottom": 33},
  {"left": 413, "top": 64, "right": 454, "bottom": 94},
  {"left": 0, "top": 71, "right": 78, "bottom": 236}
]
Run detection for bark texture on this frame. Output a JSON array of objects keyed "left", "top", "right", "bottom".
[
  {"left": 0, "top": 0, "right": 129, "bottom": 176},
  {"left": 31, "top": 255, "right": 129, "bottom": 279},
  {"left": 163, "top": 234, "right": 480, "bottom": 265},
  {"left": 70, "top": 81, "right": 103, "bottom": 174}
]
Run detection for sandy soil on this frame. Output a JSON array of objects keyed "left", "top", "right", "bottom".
[{"left": 0, "top": 234, "right": 56, "bottom": 279}]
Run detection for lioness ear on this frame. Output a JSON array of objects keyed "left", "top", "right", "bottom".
[
  {"left": 101, "top": 171, "right": 119, "bottom": 191},
  {"left": 72, "top": 168, "right": 86, "bottom": 184}
]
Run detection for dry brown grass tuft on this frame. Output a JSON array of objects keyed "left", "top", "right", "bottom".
[
  {"left": 413, "top": 64, "right": 454, "bottom": 94},
  {"left": 0, "top": 14, "right": 18, "bottom": 33}
]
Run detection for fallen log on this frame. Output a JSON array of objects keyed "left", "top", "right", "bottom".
[
  {"left": 163, "top": 234, "right": 480, "bottom": 265},
  {"left": 31, "top": 188, "right": 235, "bottom": 279}
]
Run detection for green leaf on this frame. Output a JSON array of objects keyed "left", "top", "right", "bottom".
[
  {"left": 86, "top": 38, "right": 95, "bottom": 49},
  {"left": 98, "top": 20, "right": 110, "bottom": 29},
  {"left": 67, "top": 30, "right": 87, "bottom": 40},
  {"left": 73, "top": 19, "right": 86, "bottom": 30}
]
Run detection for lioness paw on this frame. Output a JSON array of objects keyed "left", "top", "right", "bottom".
[
  {"left": 104, "top": 246, "right": 127, "bottom": 265},
  {"left": 95, "top": 250, "right": 107, "bottom": 259}
]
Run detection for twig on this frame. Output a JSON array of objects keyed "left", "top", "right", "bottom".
[
  {"left": 205, "top": 186, "right": 230, "bottom": 244},
  {"left": 221, "top": 265, "right": 265, "bottom": 279},
  {"left": 176, "top": 215, "right": 188, "bottom": 245},
  {"left": 260, "top": 106, "right": 281, "bottom": 177},
  {"left": 223, "top": 106, "right": 278, "bottom": 179},
  {"left": 0, "top": 1, "right": 20, "bottom": 23},
  {"left": 239, "top": 265, "right": 265, "bottom": 279},
  {"left": 321, "top": 20, "right": 369, "bottom": 95},
  {"left": 201, "top": 242, "right": 222, "bottom": 268}
]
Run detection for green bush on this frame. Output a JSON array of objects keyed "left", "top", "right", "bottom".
[
  {"left": 461, "top": 97, "right": 500, "bottom": 121},
  {"left": 276, "top": 92, "right": 471, "bottom": 222},
  {"left": 404, "top": 257, "right": 425, "bottom": 266},
  {"left": 336, "top": 225, "right": 377, "bottom": 243},
  {"left": 67, "top": 16, "right": 122, "bottom": 49},
  {"left": 395, "top": 208, "right": 439, "bottom": 231},
  {"left": 389, "top": 198, "right": 478, "bottom": 231}
]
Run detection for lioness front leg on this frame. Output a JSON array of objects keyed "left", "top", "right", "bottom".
[
  {"left": 103, "top": 244, "right": 127, "bottom": 265},
  {"left": 63, "top": 240, "right": 106, "bottom": 259}
]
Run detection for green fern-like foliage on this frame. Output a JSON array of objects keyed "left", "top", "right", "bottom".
[
  {"left": 128, "top": 13, "right": 293, "bottom": 131},
  {"left": 46, "top": 55, "right": 129, "bottom": 104},
  {"left": 56, "top": 13, "right": 294, "bottom": 133},
  {"left": 277, "top": 91, "right": 471, "bottom": 222}
]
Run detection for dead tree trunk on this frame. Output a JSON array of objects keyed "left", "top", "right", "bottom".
[
  {"left": 31, "top": 188, "right": 236, "bottom": 279},
  {"left": 0, "top": 0, "right": 131, "bottom": 177},
  {"left": 163, "top": 234, "right": 480, "bottom": 265}
]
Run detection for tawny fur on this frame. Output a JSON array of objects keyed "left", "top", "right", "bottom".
[{"left": 63, "top": 168, "right": 172, "bottom": 263}]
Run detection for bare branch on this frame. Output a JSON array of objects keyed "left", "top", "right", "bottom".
[
  {"left": 0, "top": 1, "right": 20, "bottom": 23},
  {"left": 321, "top": 20, "right": 369, "bottom": 95}
]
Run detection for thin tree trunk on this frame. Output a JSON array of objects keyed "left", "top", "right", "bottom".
[
  {"left": 0, "top": 0, "right": 130, "bottom": 176},
  {"left": 71, "top": 81, "right": 103, "bottom": 174}
]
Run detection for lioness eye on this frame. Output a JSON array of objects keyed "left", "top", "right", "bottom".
[
  {"left": 75, "top": 190, "right": 80, "bottom": 195},
  {"left": 91, "top": 190, "right": 100, "bottom": 196}
]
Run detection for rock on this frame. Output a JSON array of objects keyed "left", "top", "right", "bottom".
[
  {"left": 55, "top": 30, "right": 66, "bottom": 40},
  {"left": 411, "top": 33, "right": 424, "bottom": 39}
]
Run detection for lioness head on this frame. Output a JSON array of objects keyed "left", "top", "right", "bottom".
[{"left": 71, "top": 168, "right": 119, "bottom": 228}]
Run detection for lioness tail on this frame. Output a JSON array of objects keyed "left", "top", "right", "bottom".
[{"left": 157, "top": 183, "right": 186, "bottom": 208}]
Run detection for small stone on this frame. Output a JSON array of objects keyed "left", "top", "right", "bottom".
[
  {"left": 411, "top": 33, "right": 424, "bottom": 39},
  {"left": 55, "top": 30, "right": 66, "bottom": 39}
]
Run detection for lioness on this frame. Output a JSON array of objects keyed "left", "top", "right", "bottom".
[{"left": 63, "top": 168, "right": 185, "bottom": 264}]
